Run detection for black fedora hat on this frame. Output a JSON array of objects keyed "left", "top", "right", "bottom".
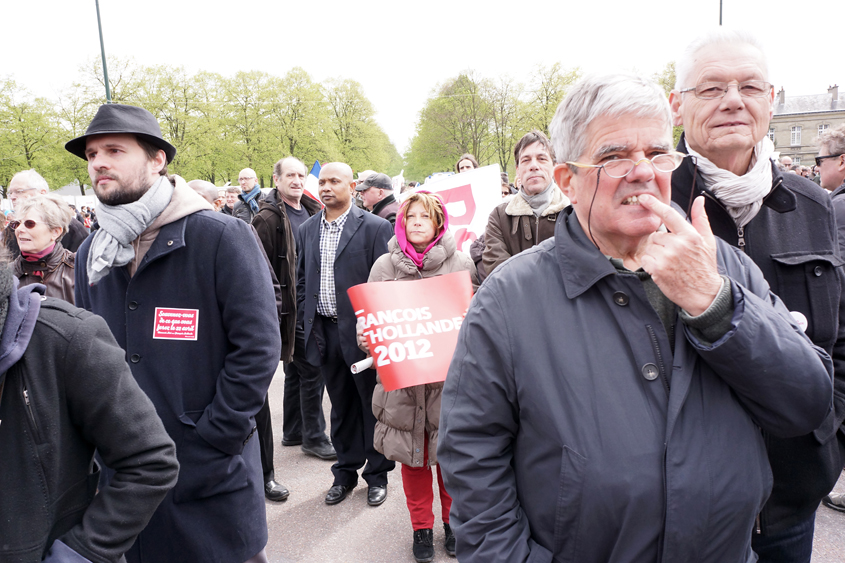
[{"left": 65, "top": 103, "right": 177, "bottom": 163}]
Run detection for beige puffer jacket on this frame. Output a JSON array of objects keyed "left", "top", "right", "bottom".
[{"left": 369, "top": 230, "right": 478, "bottom": 467}]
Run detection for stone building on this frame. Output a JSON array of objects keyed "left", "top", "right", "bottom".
[{"left": 770, "top": 85, "right": 843, "bottom": 165}]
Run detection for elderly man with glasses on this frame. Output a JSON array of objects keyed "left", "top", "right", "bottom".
[
  {"left": 438, "top": 72, "right": 833, "bottom": 563},
  {"left": 669, "top": 29, "right": 845, "bottom": 563}
]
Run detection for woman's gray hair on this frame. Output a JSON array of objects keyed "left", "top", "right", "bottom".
[
  {"left": 14, "top": 193, "right": 75, "bottom": 240},
  {"left": 549, "top": 73, "right": 671, "bottom": 164},
  {"left": 675, "top": 29, "right": 768, "bottom": 91}
]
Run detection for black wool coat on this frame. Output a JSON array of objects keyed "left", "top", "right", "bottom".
[{"left": 75, "top": 210, "right": 281, "bottom": 563}]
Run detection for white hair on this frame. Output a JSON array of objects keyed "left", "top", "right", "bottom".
[
  {"left": 675, "top": 29, "right": 769, "bottom": 90},
  {"left": 10, "top": 169, "right": 49, "bottom": 193},
  {"left": 549, "top": 73, "right": 672, "bottom": 164},
  {"left": 239, "top": 168, "right": 257, "bottom": 179}
]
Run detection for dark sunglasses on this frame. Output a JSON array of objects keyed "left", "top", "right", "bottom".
[
  {"left": 9, "top": 219, "right": 39, "bottom": 230},
  {"left": 815, "top": 153, "right": 844, "bottom": 167}
]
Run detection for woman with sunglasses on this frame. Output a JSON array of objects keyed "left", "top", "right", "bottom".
[{"left": 12, "top": 193, "right": 76, "bottom": 304}]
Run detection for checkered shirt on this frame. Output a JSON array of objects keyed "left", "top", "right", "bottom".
[{"left": 316, "top": 206, "right": 352, "bottom": 317}]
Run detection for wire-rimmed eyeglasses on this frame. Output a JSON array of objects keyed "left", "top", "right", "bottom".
[
  {"left": 679, "top": 81, "right": 773, "bottom": 100},
  {"left": 566, "top": 152, "right": 688, "bottom": 179}
]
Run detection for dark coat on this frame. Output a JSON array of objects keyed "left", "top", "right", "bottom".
[
  {"left": 830, "top": 183, "right": 845, "bottom": 253},
  {"left": 671, "top": 139, "right": 845, "bottom": 534},
  {"left": 252, "top": 189, "right": 322, "bottom": 362},
  {"left": 75, "top": 210, "right": 281, "bottom": 563},
  {"left": 233, "top": 189, "right": 264, "bottom": 224},
  {"left": 371, "top": 193, "right": 400, "bottom": 225},
  {"left": 439, "top": 209, "right": 833, "bottom": 563},
  {"left": 61, "top": 218, "right": 89, "bottom": 253},
  {"left": 0, "top": 282, "right": 178, "bottom": 563},
  {"left": 14, "top": 242, "right": 75, "bottom": 304},
  {"left": 296, "top": 203, "right": 392, "bottom": 367},
  {"left": 220, "top": 204, "right": 234, "bottom": 216}
]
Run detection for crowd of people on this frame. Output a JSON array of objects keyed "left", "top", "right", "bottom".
[{"left": 2, "top": 27, "right": 845, "bottom": 563}]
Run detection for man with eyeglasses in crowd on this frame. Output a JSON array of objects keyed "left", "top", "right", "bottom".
[
  {"left": 234, "top": 167, "right": 264, "bottom": 223},
  {"left": 438, "top": 72, "right": 833, "bottom": 563},
  {"left": 669, "top": 29, "right": 845, "bottom": 563}
]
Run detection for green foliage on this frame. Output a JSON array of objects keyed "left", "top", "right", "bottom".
[
  {"left": 403, "top": 64, "right": 581, "bottom": 182},
  {"left": 652, "top": 61, "right": 684, "bottom": 147},
  {"left": 0, "top": 57, "right": 402, "bottom": 193}
]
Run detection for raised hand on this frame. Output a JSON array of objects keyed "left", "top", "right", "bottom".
[{"left": 637, "top": 194, "right": 722, "bottom": 316}]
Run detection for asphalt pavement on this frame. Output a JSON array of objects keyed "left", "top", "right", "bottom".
[{"left": 263, "top": 363, "right": 845, "bottom": 562}]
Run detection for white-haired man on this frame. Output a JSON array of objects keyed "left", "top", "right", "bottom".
[
  {"left": 438, "top": 73, "right": 832, "bottom": 563},
  {"left": 670, "top": 29, "right": 845, "bottom": 563}
]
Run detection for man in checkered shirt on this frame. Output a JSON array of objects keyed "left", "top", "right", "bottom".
[{"left": 295, "top": 162, "right": 395, "bottom": 507}]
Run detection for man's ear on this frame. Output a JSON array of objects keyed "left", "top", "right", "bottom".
[
  {"left": 669, "top": 90, "right": 684, "bottom": 127},
  {"left": 554, "top": 163, "right": 577, "bottom": 205}
]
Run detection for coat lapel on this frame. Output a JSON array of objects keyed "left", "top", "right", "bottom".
[{"left": 335, "top": 204, "right": 363, "bottom": 261}]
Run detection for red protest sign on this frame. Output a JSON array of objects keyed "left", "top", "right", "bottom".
[{"left": 347, "top": 271, "right": 473, "bottom": 392}]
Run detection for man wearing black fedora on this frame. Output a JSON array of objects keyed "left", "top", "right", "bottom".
[{"left": 70, "top": 103, "right": 282, "bottom": 563}]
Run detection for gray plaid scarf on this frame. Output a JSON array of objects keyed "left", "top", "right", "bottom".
[{"left": 86, "top": 176, "right": 174, "bottom": 285}]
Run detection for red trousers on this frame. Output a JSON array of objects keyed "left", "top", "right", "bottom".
[{"left": 401, "top": 434, "right": 452, "bottom": 530}]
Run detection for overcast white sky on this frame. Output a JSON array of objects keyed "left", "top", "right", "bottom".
[{"left": 3, "top": 0, "right": 842, "bottom": 154}]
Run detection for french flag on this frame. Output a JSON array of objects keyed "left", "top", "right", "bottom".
[{"left": 304, "top": 160, "right": 321, "bottom": 202}]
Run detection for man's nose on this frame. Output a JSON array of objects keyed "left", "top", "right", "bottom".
[
  {"left": 626, "top": 159, "right": 656, "bottom": 182},
  {"left": 720, "top": 83, "right": 745, "bottom": 109}
]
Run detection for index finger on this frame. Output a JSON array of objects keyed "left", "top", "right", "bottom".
[{"left": 636, "top": 194, "right": 694, "bottom": 235}]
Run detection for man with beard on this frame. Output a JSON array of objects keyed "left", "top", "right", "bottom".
[{"left": 69, "top": 103, "right": 281, "bottom": 563}]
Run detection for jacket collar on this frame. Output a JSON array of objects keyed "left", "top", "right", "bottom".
[
  {"left": 555, "top": 207, "right": 617, "bottom": 299},
  {"left": 134, "top": 215, "right": 190, "bottom": 277},
  {"left": 16, "top": 243, "right": 68, "bottom": 276},
  {"left": 830, "top": 182, "right": 845, "bottom": 199},
  {"left": 505, "top": 184, "right": 569, "bottom": 217},
  {"left": 260, "top": 189, "right": 322, "bottom": 217},
  {"left": 334, "top": 203, "right": 364, "bottom": 260},
  {"left": 672, "top": 133, "right": 796, "bottom": 218},
  {"left": 371, "top": 193, "right": 397, "bottom": 216}
]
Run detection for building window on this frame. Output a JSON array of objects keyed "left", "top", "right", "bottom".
[
  {"left": 793, "top": 156, "right": 801, "bottom": 165},
  {"left": 819, "top": 124, "right": 829, "bottom": 136},
  {"left": 768, "top": 127, "right": 775, "bottom": 142},
  {"left": 791, "top": 126, "right": 802, "bottom": 146}
]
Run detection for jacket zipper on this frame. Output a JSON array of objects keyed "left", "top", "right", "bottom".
[
  {"left": 755, "top": 513, "right": 762, "bottom": 534},
  {"left": 646, "top": 325, "right": 670, "bottom": 395},
  {"left": 23, "top": 384, "right": 40, "bottom": 441},
  {"left": 535, "top": 215, "right": 540, "bottom": 242}
]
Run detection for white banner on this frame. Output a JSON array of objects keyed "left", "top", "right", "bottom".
[{"left": 407, "top": 164, "right": 502, "bottom": 254}]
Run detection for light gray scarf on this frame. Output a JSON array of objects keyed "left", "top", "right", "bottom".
[
  {"left": 519, "top": 182, "right": 556, "bottom": 216},
  {"left": 685, "top": 137, "right": 775, "bottom": 227},
  {"left": 87, "top": 176, "right": 174, "bottom": 285}
]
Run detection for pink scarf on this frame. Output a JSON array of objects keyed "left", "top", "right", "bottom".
[
  {"left": 395, "top": 192, "right": 450, "bottom": 269},
  {"left": 21, "top": 242, "right": 57, "bottom": 277}
]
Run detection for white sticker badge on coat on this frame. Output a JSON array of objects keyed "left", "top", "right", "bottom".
[
  {"left": 790, "top": 311, "right": 808, "bottom": 333},
  {"left": 153, "top": 308, "right": 199, "bottom": 340}
]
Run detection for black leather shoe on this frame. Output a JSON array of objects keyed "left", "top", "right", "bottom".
[
  {"left": 281, "top": 436, "right": 302, "bottom": 446},
  {"left": 444, "top": 522, "right": 456, "bottom": 556},
  {"left": 325, "top": 484, "right": 353, "bottom": 505},
  {"left": 302, "top": 441, "right": 337, "bottom": 460},
  {"left": 412, "top": 528, "right": 434, "bottom": 562},
  {"left": 264, "top": 480, "right": 290, "bottom": 502},
  {"left": 367, "top": 484, "right": 387, "bottom": 506}
]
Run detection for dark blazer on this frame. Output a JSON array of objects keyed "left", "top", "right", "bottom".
[
  {"left": 296, "top": 203, "right": 392, "bottom": 367},
  {"left": 75, "top": 210, "right": 281, "bottom": 563}
]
